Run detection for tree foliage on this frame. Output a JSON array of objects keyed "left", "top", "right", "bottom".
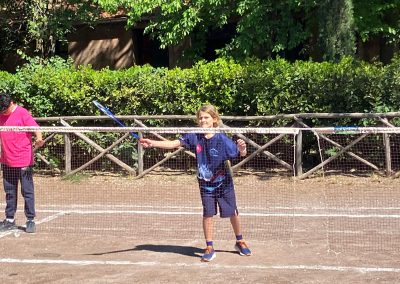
[
  {"left": 0, "top": 0, "right": 100, "bottom": 59},
  {"left": 1, "top": 0, "right": 399, "bottom": 64},
  {"left": 354, "top": 0, "right": 400, "bottom": 43},
  {"left": 316, "top": 0, "right": 356, "bottom": 62},
  {"left": 95, "top": 0, "right": 318, "bottom": 60},
  {"left": 95, "top": 0, "right": 400, "bottom": 62}
]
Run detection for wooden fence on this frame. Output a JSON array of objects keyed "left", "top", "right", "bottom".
[{"left": 34, "top": 112, "right": 400, "bottom": 179}]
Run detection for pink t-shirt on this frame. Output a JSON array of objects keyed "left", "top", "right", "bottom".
[{"left": 0, "top": 105, "right": 39, "bottom": 167}]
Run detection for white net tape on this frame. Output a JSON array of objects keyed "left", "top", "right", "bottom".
[{"left": 1, "top": 126, "right": 400, "bottom": 134}]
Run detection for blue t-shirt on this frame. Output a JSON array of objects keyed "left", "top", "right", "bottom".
[{"left": 179, "top": 133, "right": 239, "bottom": 191}]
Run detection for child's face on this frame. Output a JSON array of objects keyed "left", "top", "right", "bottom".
[
  {"left": 198, "top": 111, "right": 217, "bottom": 128},
  {"left": 0, "top": 103, "right": 13, "bottom": 115}
]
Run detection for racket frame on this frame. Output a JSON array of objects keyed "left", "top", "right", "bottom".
[{"left": 92, "top": 100, "right": 141, "bottom": 140}]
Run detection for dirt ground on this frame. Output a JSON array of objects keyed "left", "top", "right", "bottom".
[{"left": 0, "top": 172, "right": 399, "bottom": 283}]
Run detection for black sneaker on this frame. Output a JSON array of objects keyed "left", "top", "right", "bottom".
[
  {"left": 0, "top": 219, "right": 17, "bottom": 232},
  {"left": 25, "top": 220, "right": 36, "bottom": 233}
]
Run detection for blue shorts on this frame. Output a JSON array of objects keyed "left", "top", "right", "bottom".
[{"left": 199, "top": 179, "right": 238, "bottom": 218}]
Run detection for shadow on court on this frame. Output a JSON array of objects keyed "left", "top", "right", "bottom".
[{"left": 86, "top": 244, "right": 237, "bottom": 258}]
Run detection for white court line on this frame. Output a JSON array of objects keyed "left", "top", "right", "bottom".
[
  {"left": 33, "top": 209, "right": 400, "bottom": 219},
  {"left": 3, "top": 203, "right": 400, "bottom": 211},
  {"left": 0, "top": 212, "right": 66, "bottom": 239},
  {"left": 35, "top": 211, "right": 69, "bottom": 225},
  {"left": 0, "top": 258, "right": 399, "bottom": 273},
  {"left": 37, "top": 205, "right": 400, "bottom": 211}
]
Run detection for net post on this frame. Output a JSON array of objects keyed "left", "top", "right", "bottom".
[
  {"left": 379, "top": 118, "right": 394, "bottom": 176},
  {"left": 138, "top": 132, "right": 144, "bottom": 175},
  {"left": 383, "top": 133, "right": 392, "bottom": 176},
  {"left": 294, "top": 122, "right": 303, "bottom": 176},
  {"left": 60, "top": 118, "right": 71, "bottom": 173},
  {"left": 64, "top": 134, "right": 72, "bottom": 174}
]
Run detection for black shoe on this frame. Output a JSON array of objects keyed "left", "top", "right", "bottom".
[
  {"left": 0, "top": 219, "right": 17, "bottom": 231},
  {"left": 25, "top": 220, "right": 36, "bottom": 233}
]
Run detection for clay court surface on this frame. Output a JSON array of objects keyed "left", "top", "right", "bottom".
[{"left": 0, "top": 173, "right": 399, "bottom": 283}]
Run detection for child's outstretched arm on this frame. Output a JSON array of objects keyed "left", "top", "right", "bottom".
[
  {"left": 237, "top": 139, "right": 247, "bottom": 157},
  {"left": 140, "top": 138, "right": 181, "bottom": 149}
]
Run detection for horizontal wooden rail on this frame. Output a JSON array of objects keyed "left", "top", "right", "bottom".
[
  {"left": 34, "top": 112, "right": 400, "bottom": 122},
  {"left": 31, "top": 113, "right": 400, "bottom": 178}
]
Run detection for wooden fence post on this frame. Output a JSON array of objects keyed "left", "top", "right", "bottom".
[{"left": 64, "top": 133, "right": 71, "bottom": 174}]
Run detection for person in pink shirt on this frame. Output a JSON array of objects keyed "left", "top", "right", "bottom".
[{"left": 0, "top": 91, "right": 44, "bottom": 233}]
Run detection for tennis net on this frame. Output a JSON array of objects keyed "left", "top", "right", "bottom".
[{"left": 0, "top": 126, "right": 399, "bottom": 255}]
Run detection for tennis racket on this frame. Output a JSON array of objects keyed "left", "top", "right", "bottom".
[{"left": 92, "top": 100, "right": 141, "bottom": 140}]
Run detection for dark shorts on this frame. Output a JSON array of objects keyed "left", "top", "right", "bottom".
[{"left": 199, "top": 179, "right": 238, "bottom": 218}]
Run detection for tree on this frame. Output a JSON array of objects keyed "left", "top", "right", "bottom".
[
  {"left": 354, "top": 0, "right": 400, "bottom": 43},
  {"left": 95, "top": 0, "right": 318, "bottom": 60},
  {"left": 353, "top": 0, "right": 400, "bottom": 62},
  {"left": 0, "top": 0, "right": 100, "bottom": 60},
  {"left": 315, "top": 0, "right": 356, "bottom": 62},
  {"left": 95, "top": 0, "right": 400, "bottom": 62}
]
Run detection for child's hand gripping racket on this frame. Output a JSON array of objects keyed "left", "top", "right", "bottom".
[{"left": 92, "top": 100, "right": 142, "bottom": 141}]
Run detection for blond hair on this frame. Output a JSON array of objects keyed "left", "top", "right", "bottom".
[{"left": 196, "top": 104, "right": 221, "bottom": 127}]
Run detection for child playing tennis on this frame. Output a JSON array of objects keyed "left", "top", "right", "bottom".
[
  {"left": 140, "top": 104, "right": 251, "bottom": 262},
  {"left": 0, "top": 91, "right": 44, "bottom": 233}
]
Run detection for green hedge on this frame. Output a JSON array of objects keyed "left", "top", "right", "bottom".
[{"left": 1, "top": 56, "right": 400, "bottom": 126}]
